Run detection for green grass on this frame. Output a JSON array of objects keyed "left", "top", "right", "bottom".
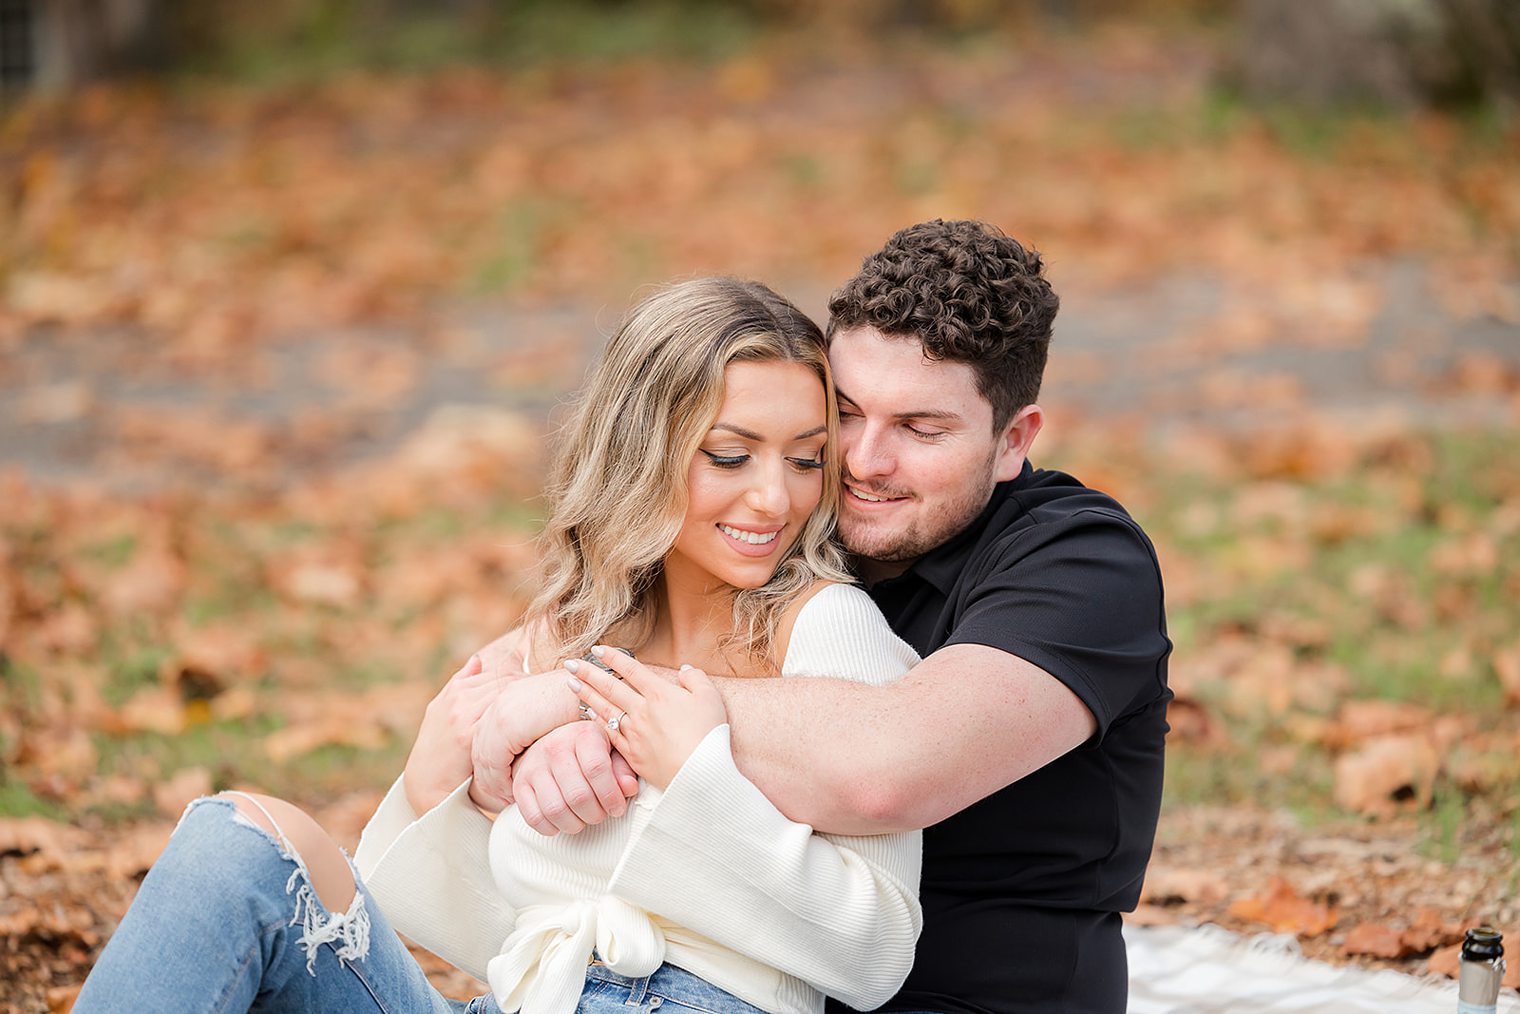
[
  {"left": 0, "top": 780, "right": 68, "bottom": 820},
  {"left": 1420, "top": 780, "right": 1470, "bottom": 865},
  {"left": 102, "top": 638, "right": 175, "bottom": 707},
  {"left": 471, "top": 201, "right": 561, "bottom": 295},
  {"left": 185, "top": 1, "right": 765, "bottom": 86},
  {"left": 87, "top": 717, "right": 410, "bottom": 811},
  {"left": 1508, "top": 809, "right": 1520, "bottom": 882},
  {"left": 80, "top": 533, "right": 139, "bottom": 569},
  {"left": 1152, "top": 428, "right": 1518, "bottom": 827}
]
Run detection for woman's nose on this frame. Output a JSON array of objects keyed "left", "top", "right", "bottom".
[{"left": 745, "top": 462, "right": 790, "bottom": 516}]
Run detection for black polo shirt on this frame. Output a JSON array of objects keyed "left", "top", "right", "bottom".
[{"left": 845, "top": 461, "right": 1171, "bottom": 1014}]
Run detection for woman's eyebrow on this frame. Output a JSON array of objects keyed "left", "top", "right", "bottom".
[
  {"left": 710, "top": 423, "right": 764, "bottom": 440},
  {"left": 710, "top": 423, "right": 827, "bottom": 441}
]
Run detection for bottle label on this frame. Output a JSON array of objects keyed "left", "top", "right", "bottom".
[{"left": 1457, "top": 1003, "right": 1497, "bottom": 1014}]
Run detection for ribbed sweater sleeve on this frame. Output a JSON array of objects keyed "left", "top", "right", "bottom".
[
  {"left": 354, "top": 776, "right": 513, "bottom": 983},
  {"left": 608, "top": 584, "right": 923, "bottom": 1010}
]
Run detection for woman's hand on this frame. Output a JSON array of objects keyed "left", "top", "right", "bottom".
[
  {"left": 567, "top": 647, "right": 726, "bottom": 790},
  {"left": 403, "top": 655, "right": 512, "bottom": 815},
  {"left": 469, "top": 671, "right": 582, "bottom": 813}
]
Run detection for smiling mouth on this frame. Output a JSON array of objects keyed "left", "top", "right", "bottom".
[
  {"left": 717, "top": 524, "right": 779, "bottom": 545},
  {"left": 845, "top": 484, "right": 908, "bottom": 504}
]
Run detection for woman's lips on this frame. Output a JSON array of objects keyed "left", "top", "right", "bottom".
[{"left": 717, "top": 523, "right": 783, "bottom": 557}]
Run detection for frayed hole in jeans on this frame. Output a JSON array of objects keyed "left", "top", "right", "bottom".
[
  {"left": 289, "top": 874, "right": 371, "bottom": 973},
  {"left": 185, "top": 794, "right": 372, "bottom": 974}
]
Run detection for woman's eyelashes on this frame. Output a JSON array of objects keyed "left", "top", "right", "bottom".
[
  {"left": 699, "top": 449, "right": 825, "bottom": 472},
  {"left": 700, "top": 450, "right": 748, "bottom": 469}
]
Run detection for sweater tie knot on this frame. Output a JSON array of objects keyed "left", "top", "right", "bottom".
[{"left": 487, "top": 896, "right": 665, "bottom": 1013}]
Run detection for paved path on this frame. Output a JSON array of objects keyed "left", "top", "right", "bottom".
[{"left": 2, "top": 259, "right": 1515, "bottom": 493}]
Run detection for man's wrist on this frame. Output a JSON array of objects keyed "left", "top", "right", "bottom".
[{"left": 510, "top": 672, "right": 584, "bottom": 753}]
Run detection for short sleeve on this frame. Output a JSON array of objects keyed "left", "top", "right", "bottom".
[{"left": 943, "top": 508, "right": 1169, "bottom": 739}]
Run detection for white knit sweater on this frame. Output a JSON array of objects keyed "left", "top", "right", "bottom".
[{"left": 354, "top": 583, "right": 923, "bottom": 1014}]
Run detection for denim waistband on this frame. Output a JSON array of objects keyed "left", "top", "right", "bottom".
[{"left": 582, "top": 960, "right": 766, "bottom": 1012}]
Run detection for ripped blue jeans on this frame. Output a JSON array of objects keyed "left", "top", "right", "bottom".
[
  {"left": 73, "top": 796, "right": 768, "bottom": 1014},
  {"left": 73, "top": 794, "right": 494, "bottom": 1013}
]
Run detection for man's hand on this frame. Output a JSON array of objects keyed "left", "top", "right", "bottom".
[
  {"left": 468, "top": 670, "right": 582, "bottom": 814},
  {"left": 403, "top": 654, "right": 513, "bottom": 815},
  {"left": 512, "top": 722, "right": 640, "bottom": 836}
]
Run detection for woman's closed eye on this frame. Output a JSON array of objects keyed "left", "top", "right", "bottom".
[
  {"left": 700, "top": 449, "right": 825, "bottom": 472},
  {"left": 700, "top": 449, "right": 749, "bottom": 469}
]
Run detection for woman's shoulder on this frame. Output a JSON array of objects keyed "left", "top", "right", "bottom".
[
  {"left": 777, "top": 581, "right": 920, "bottom": 685},
  {"left": 788, "top": 580, "right": 877, "bottom": 620}
]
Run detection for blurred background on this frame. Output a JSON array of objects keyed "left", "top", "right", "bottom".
[{"left": 1, "top": 1, "right": 1518, "bottom": 1009}]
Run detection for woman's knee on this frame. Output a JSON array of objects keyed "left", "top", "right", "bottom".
[{"left": 220, "top": 792, "right": 357, "bottom": 915}]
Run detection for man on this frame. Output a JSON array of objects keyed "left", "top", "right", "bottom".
[{"left": 478, "top": 219, "right": 1171, "bottom": 1012}]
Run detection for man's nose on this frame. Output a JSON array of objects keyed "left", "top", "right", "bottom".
[{"left": 843, "top": 423, "right": 893, "bottom": 480}]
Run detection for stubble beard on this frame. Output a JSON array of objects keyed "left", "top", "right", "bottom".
[{"left": 840, "top": 453, "right": 999, "bottom": 565}]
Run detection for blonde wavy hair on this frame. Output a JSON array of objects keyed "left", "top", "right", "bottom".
[{"left": 522, "top": 277, "right": 852, "bottom": 670}]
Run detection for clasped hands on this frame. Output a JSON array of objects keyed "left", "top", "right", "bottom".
[{"left": 403, "top": 647, "right": 723, "bottom": 837}]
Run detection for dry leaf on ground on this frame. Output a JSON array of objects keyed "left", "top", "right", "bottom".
[
  {"left": 1141, "top": 867, "right": 1231, "bottom": 906},
  {"left": 1429, "top": 939, "right": 1520, "bottom": 989},
  {"left": 1226, "top": 876, "right": 1338, "bottom": 937},
  {"left": 1332, "top": 733, "right": 1440, "bottom": 818}
]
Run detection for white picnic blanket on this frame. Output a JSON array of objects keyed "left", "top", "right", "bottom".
[{"left": 1126, "top": 923, "right": 1519, "bottom": 1012}]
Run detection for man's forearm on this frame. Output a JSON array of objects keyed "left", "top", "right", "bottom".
[
  {"left": 716, "top": 645, "right": 1098, "bottom": 836},
  {"left": 714, "top": 676, "right": 917, "bottom": 835}
]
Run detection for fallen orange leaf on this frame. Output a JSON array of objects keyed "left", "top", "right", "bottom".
[
  {"left": 1226, "top": 877, "right": 1337, "bottom": 937},
  {"left": 1332, "top": 733, "right": 1440, "bottom": 818}
]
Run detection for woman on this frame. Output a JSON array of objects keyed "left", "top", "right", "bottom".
[{"left": 75, "top": 278, "right": 921, "bottom": 1014}]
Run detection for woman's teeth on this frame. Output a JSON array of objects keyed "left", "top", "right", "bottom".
[{"left": 719, "top": 524, "right": 778, "bottom": 545}]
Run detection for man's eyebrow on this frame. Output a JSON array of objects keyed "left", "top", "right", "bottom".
[
  {"left": 710, "top": 423, "right": 828, "bottom": 441},
  {"left": 834, "top": 390, "right": 965, "bottom": 426},
  {"left": 894, "top": 409, "right": 963, "bottom": 423}
]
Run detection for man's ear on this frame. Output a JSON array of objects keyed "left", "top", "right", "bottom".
[{"left": 992, "top": 404, "right": 1043, "bottom": 482}]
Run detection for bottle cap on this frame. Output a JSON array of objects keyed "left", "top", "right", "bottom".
[{"left": 1462, "top": 926, "right": 1504, "bottom": 962}]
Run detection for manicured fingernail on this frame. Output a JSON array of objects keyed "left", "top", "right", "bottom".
[
  {"left": 590, "top": 645, "right": 606, "bottom": 658},
  {"left": 565, "top": 676, "right": 584, "bottom": 692},
  {"left": 563, "top": 659, "right": 581, "bottom": 673},
  {"left": 470, "top": 654, "right": 481, "bottom": 666},
  {"left": 679, "top": 663, "right": 692, "bottom": 671}
]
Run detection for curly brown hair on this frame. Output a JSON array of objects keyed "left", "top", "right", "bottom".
[{"left": 826, "top": 219, "right": 1059, "bottom": 430}]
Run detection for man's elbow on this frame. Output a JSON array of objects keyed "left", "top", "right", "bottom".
[{"left": 831, "top": 772, "right": 925, "bottom": 834}]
